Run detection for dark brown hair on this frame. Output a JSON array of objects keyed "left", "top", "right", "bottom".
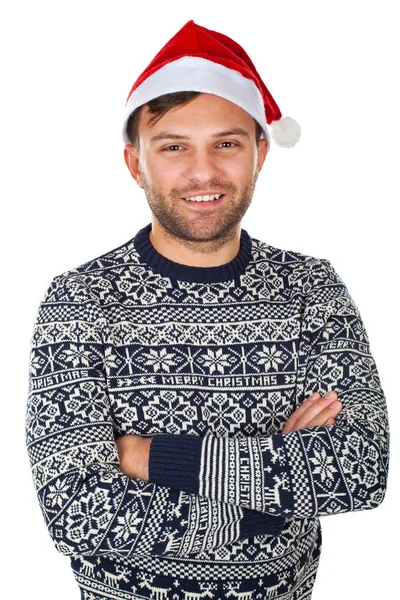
[{"left": 126, "top": 91, "right": 263, "bottom": 150}]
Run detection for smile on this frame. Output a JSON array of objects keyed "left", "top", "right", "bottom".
[
  {"left": 181, "top": 194, "right": 225, "bottom": 206},
  {"left": 183, "top": 193, "right": 224, "bottom": 202}
]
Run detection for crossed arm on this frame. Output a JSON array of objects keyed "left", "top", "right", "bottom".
[
  {"left": 116, "top": 259, "right": 389, "bottom": 520},
  {"left": 116, "top": 390, "right": 343, "bottom": 481}
]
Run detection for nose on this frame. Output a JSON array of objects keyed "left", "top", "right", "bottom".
[{"left": 183, "top": 147, "right": 219, "bottom": 181}]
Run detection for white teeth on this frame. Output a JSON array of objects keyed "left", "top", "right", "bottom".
[{"left": 184, "top": 194, "right": 223, "bottom": 202}]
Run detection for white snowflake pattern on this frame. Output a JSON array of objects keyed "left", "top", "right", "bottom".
[
  {"left": 104, "top": 347, "right": 119, "bottom": 370},
  {"left": 309, "top": 446, "right": 338, "bottom": 483},
  {"left": 64, "top": 343, "right": 91, "bottom": 368},
  {"left": 201, "top": 348, "right": 231, "bottom": 374},
  {"left": 112, "top": 505, "right": 143, "bottom": 542},
  {"left": 47, "top": 477, "right": 70, "bottom": 508},
  {"left": 141, "top": 348, "right": 177, "bottom": 373},
  {"left": 255, "top": 344, "right": 285, "bottom": 371}
]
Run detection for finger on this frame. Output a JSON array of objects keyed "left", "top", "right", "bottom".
[
  {"left": 293, "top": 395, "right": 340, "bottom": 430},
  {"left": 282, "top": 396, "right": 341, "bottom": 433},
  {"left": 282, "top": 392, "right": 322, "bottom": 431},
  {"left": 307, "top": 401, "right": 342, "bottom": 428}
]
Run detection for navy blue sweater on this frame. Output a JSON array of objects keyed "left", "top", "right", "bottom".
[{"left": 26, "top": 223, "right": 389, "bottom": 599}]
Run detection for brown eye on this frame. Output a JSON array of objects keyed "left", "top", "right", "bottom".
[{"left": 162, "top": 145, "right": 182, "bottom": 152}]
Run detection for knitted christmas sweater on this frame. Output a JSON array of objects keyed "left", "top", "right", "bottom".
[{"left": 26, "top": 223, "right": 390, "bottom": 600}]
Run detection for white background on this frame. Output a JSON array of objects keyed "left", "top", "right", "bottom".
[{"left": 1, "top": 1, "right": 398, "bottom": 598}]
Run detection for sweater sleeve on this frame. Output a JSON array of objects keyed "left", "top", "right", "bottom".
[
  {"left": 25, "top": 274, "right": 284, "bottom": 560},
  {"left": 148, "top": 259, "right": 390, "bottom": 519}
]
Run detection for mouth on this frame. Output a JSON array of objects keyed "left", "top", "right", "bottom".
[{"left": 180, "top": 193, "right": 226, "bottom": 207}]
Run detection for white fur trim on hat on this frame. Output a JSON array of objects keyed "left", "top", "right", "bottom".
[{"left": 122, "top": 56, "right": 271, "bottom": 146}]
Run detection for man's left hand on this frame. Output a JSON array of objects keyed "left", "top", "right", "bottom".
[{"left": 115, "top": 434, "right": 152, "bottom": 481}]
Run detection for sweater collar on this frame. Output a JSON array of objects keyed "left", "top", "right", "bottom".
[{"left": 133, "top": 223, "right": 253, "bottom": 283}]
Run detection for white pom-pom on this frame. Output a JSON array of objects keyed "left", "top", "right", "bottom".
[{"left": 270, "top": 116, "right": 301, "bottom": 148}]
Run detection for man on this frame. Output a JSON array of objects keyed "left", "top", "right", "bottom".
[{"left": 26, "top": 19, "right": 389, "bottom": 600}]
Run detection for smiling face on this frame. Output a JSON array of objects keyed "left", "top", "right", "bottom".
[{"left": 124, "top": 92, "right": 269, "bottom": 244}]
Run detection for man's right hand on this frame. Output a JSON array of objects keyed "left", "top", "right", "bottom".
[{"left": 282, "top": 391, "right": 342, "bottom": 434}]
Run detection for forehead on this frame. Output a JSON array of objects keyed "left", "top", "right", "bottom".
[{"left": 138, "top": 93, "right": 256, "bottom": 139}]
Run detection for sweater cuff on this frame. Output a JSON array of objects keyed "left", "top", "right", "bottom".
[
  {"left": 148, "top": 434, "right": 202, "bottom": 494},
  {"left": 239, "top": 510, "right": 285, "bottom": 540}
]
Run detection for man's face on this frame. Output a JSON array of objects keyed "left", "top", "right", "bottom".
[{"left": 124, "top": 93, "right": 268, "bottom": 243}]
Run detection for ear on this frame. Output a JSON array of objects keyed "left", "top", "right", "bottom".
[
  {"left": 124, "top": 144, "right": 143, "bottom": 188},
  {"left": 256, "top": 138, "right": 269, "bottom": 173}
]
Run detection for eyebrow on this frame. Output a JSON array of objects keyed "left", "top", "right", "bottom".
[{"left": 149, "top": 127, "right": 251, "bottom": 144}]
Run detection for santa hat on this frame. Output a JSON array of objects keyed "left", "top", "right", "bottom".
[{"left": 122, "top": 20, "right": 301, "bottom": 149}]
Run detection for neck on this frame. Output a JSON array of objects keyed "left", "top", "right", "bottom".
[{"left": 149, "top": 218, "right": 241, "bottom": 268}]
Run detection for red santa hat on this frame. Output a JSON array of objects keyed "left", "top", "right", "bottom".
[{"left": 122, "top": 20, "right": 301, "bottom": 149}]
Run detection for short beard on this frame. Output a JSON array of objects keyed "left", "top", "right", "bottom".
[{"left": 140, "top": 171, "right": 258, "bottom": 249}]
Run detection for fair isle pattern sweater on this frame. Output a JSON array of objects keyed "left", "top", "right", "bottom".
[{"left": 26, "top": 223, "right": 390, "bottom": 600}]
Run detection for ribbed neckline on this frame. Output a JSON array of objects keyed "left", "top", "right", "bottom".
[{"left": 133, "top": 223, "right": 253, "bottom": 283}]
